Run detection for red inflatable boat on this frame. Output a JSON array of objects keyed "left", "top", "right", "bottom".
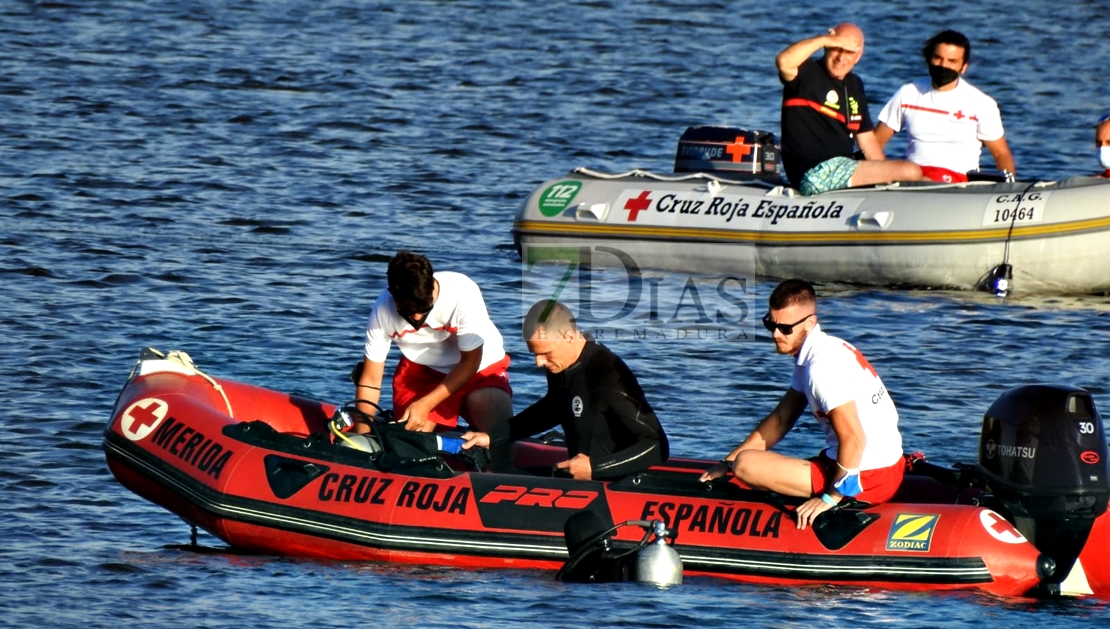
[{"left": 103, "top": 349, "right": 1110, "bottom": 598}]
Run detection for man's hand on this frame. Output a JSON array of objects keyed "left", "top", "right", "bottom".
[
  {"left": 399, "top": 399, "right": 436, "bottom": 432},
  {"left": 556, "top": 453, "right": 592, "bottom": 480},
  {"left": 699, "top": 460, "right": 732, "bottom": 483},
  {"left": 823, "top": 26, "right": 856, "bottom": 50},
  {"left": 460, "top": 431, "right": 490, "bottom": 450},
  {"left": 795, "top": 496, "right": 836, "bottom": 530}
]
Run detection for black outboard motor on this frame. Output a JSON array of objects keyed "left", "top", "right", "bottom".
[{"left": 977, "top": 385, "right": 1110, "bottom": 592}]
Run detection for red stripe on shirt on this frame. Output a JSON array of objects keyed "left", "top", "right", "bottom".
[
  {"left": 391, "top": 324, "right": 458, "bottom": 339},
  {"left": 901, "top": 103, "right": 980, "bottom": 122},
  {"left": 784, "top": 98, "right": 861, "bottom": 130}
]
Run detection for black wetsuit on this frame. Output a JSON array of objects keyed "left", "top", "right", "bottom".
[{"left": 490, "top": 340, "right": 668, "bottom": 480}]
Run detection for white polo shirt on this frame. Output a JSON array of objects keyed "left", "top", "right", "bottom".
[
  {"left": 364, "top": 271, "right": 506, "bottom": 373},
  {"left": 877, "top": 77, "right": 1006, "bottom": 174},
  {"left": 790, "top": 325, "right": 903, "bottom": 470}
]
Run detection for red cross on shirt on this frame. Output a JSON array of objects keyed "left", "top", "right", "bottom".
[
  {"left": 623, "top": 190, "right": 652, "bottom": 222},
  {"left": 843, "top": 342, "right": 878, "bottom": 378}
]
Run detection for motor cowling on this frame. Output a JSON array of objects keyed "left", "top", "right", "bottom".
[
  {"left": 977, "top": 385, "right": 1110, "bottom": 588},
  {"left": 673, "top": 126, "right": 780, "bottom": 179}
]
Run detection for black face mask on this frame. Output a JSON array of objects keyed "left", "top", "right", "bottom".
[{"left": 928, "top": 64, "right": 960, "bottom": 88}]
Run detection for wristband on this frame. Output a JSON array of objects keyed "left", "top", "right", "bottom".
[{"left": 820, "top": 492, "right": 838, "bottom": 506}]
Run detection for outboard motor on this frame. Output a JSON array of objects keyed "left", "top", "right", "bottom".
[
  {"left": 673, "top": 126, "right": 780, "bottom": 180},
  {"left": 977, "top": 385, "right": 1110, "bottom": 592}
]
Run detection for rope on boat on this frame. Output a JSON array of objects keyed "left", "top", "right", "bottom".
[
  {"left": 1001, "top": 181, "right": 1041, "bottom": 263},
  {"left": 140, "top": 347, "right": 234, "bottom": 418},
  {"left": 572, "top": 167, "right": 780, "bottom": 188},
  {"left": 980, "top": 180, "right": 1043, "bottom": 295}
]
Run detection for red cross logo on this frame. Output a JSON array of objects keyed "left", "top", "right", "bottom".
[
  {"left": 980, "top": 510, "right": 1027, "bottom": 544},
  {"left": 843, "top": 342, "right": 878, "bottom": 378},
  {"left": 726, "top": 136, "right": 754, "bottom": 163},
  {"left": 952, "top": 110, "right": 966, "bottom": 120},
  {"left": 121, "top": 398, "right": 169, "bottom": 442},
  {"left": 623, "top": 190, "right": 652, "bottom": 222}
]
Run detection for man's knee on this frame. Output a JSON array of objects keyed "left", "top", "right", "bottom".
[
  {"left": 894, "top": 160, "right": 923, "bottom": 181},
  {"left": 731, "top": 451, "right": 761, "bottom": 485},
  {"left": 464, "top": 387, "right": 513, "bottom": 432},
  {"left": 849, "top": 159, "right": 922, "bottom": 188}
]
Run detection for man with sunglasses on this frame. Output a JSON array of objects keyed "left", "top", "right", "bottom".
[
  {"left": 700, "top": 279, "right": 904, "bottom": 530},
  {"left": 352, "top": 251, "right": 512, "bottom": 434}
]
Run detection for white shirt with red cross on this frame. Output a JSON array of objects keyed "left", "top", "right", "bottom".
[
  {"left": 790, "top": 325, "right": 904, "bottom": 471},
  {"left": 877, "top": 77, "right": 1005, "bottom": 174},
  {"left": 363, "top": 271, "right": 506, "bottom": 373}
]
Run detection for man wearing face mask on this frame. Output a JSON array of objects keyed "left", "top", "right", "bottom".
[
  {"left": 1096, "top": 115, "right": 1110, "bottom": 178},
  {"left": 874, "top": 30, "right": 1015, "bottom": 183}
]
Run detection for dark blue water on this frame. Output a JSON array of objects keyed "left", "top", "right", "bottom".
[{"left": 3, "top": 1, "right": 1110, "bottom": 627}]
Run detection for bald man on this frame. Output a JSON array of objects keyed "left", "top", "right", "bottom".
[
  {"left": 777, "top": 24, "right": 922, "bottom": 195},
  {"left": 461, "top": 300, "right": 668, "bottom": 481}
]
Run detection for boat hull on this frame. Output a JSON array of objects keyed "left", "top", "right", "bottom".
[
  {"left": 103, "top": 355, "right": 1110, "bottom": 598},
  {"left": 512, "top": 170, "right": 1110, "bottom": 294}
]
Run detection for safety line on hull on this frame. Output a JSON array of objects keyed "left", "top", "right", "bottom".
[
  {"left": 685, "top": 553, "right": 991, "bottom": 581},
  {"left": 105, "top": 441, "right": 567, "bottom": 558},
  {"left": 105, "top": 441, "right": 992, "bottom": 585},
  {"left": 513, "top": 215, "right": 1110, "bottom": 246}
]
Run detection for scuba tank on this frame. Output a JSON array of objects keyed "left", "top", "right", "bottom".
[{"left": 557, "top": 511, "right": 683, "bottom": 586}]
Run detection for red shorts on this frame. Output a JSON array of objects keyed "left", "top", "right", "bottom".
[
  {"left": 392, "top": 354, "right": 512, "bottom": 429},
  {"left": 920, "top": 166, "right": 968, "bottom": 184},
  {"left": 810, "top": 451, "right": 905, "bottom": 505}
]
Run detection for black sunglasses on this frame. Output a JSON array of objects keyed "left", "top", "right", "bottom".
[{"left": 762, "top": 312, "right": 814, "bottom": 335}]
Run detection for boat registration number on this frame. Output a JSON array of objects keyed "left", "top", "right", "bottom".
[{"left": 981, "top": 191, "right": 1050, "bottom": 226}]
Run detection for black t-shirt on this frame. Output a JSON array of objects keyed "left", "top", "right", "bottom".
[
  {"left": 491, "top": 340, "right": 668, "bottom": 480},
  {"left": 780, "top": 58, "right": 874, "bottom": 187}
]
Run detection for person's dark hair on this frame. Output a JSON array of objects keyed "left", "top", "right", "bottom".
[
  {"left": 922, "top": 30, "right": 971, "bottom": 64},
  {"left": 523, "top": 299, "right": 578, "bottom": 341},
  {"left": 768, "top": 278, "right": 816, "bottom": 310},
  {"left": 387, "top": 251, "right": 435, "bottom": 314}
]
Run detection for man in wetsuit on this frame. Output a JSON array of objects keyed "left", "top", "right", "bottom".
[
  {"left": 778, "top": 23, "right": 922, "bottom": 195},
  {"left": 461, "top": 299, "right": 668, "bottom": 480}
]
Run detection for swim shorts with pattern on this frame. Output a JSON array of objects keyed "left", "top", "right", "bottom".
[{"left": 800, "top": 156, "right": 859, "bottom": 195}]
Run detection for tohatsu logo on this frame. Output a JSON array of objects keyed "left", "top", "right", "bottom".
[{"left": 984, "top": 440, "right": 1037, "bottom": 460}]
